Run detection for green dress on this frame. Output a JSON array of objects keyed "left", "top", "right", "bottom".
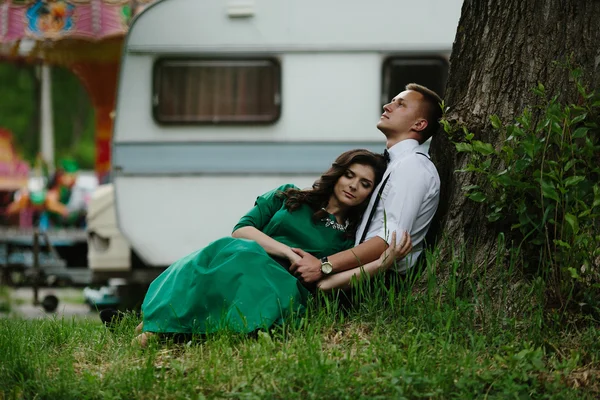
[{"left": 141, "top": 184, "right": 353, "bottom": 334}]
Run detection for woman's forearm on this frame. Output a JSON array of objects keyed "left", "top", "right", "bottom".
[{"left": 232, "top": 226, "right": 297, "bottom": 261}]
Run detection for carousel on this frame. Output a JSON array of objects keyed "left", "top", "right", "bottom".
[
  {"left": 0, "top": 0, "right": 154, "bottom": 183},
  {"left": 0, "top": 0, "right": 153, "bottom": 303}
]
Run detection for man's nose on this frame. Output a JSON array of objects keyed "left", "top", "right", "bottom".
[{"left": 383, "top": 103, "right": 392, "bottom": 112}]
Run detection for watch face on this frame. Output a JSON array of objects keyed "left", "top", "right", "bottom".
[{"left": 321, "top": 262, "right": 333, "bottom": 275}]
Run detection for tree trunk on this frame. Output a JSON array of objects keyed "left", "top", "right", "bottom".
[{"left": 429, "top": 0, "right": 600, "bottom": 265}]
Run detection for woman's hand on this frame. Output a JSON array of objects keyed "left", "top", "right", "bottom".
[
  {"left": 286, "top": 249, "right": 303, "bottom": 264},
  {"left": 378, "top": 231, "right": 412, "bottom": 270}
]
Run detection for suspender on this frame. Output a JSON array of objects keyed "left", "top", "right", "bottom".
[
  {"left": 358, "top": 151, "right": 430, "bottom": 244},
  {"left": 359, "top": 175, "right": 390, "bottom": 244}
]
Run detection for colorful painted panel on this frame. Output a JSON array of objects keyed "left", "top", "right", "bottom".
[{"left": 0, "top": 0, "right": 145, "bottom": 42}]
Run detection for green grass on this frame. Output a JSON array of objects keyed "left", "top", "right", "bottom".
[
  {"left": 0, "top": 286, "right": 10, "bottom": 313},
  {"left": 1, "top": 255, "right": 599, "bottom": 399}
]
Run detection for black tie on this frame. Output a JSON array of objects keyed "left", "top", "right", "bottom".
[{"left": 383, "top": 149, "right": 390, "bottom": 164}]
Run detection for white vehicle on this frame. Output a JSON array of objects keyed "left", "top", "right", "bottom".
[{"left": 87, "top": 0, "right": 462, "bottom": 287}]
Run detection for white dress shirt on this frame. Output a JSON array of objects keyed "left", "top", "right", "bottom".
[{"left": 355, "top": 139, "right": 440, "bottom": 273}]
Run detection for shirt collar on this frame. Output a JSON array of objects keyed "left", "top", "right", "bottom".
[{"left": 387, "top": 139, "right": 420, "bottom": 163}]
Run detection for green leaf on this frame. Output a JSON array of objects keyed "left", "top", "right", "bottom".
[
  {"left": 514, "top": 159, "right": 530, "bottom": 173},
  {"left": 551, "top": 121, "right": 563, "bottom": 135},
  {"left": 567, "top": 267, "right": 580, "bottom": 279},
  {"left": 462, "top": 185, "right": 480, "bottom": 192},
  {"left": 495, "top": 173, "right": 513, "bottom": 186},
  {"left": 531, "top": 354, "right": 545, "bottom": 370},
  {"left": 541, "top": 180, "right": 560, "bottom": 202},
  {"left": 554, "top": 240, "right": 572, "bottom": 249},
  {"left": 467, "top": 192, "right": 487, "bottom": 203},
  {"left": 455, "top": 142, "right": 473, "bottom": 153},
  {"left": 538, "top": 82, "right": 545, "bottom": 91},
  {"left": 572, "top": 127, "right": 589, "bottom": 138},
  {"left": 564, "top": 159, "right": 577, "bottom": 172},
  {"left": 440, "top": 119, "right": 452, "bottom": 133},
  {"left": 533, "top": 82, "right": 545, "bottom": 96},
  {"left": 579, "top": 209, "right": 591, "bottom": 218},
  {"left": 522, "top": 141, "right": 535, "bottom": 159},
  {"left": 565, "top": 213, "right": 579, "bottom": 234},
  {"left": 570, "top": 113, "right": 587, "bottom": 125},
  {"left": 472, "top": 141, "right": 495, "bottom": 155},
  {"left": 564, "top": 176, "right": 585, "bottom": 187},
  {"left": 537, "top": 118, "right": 551, "bottom": 132},
  {"left": 487, "top": 212, "right": 502, "bottom": 222},
  {"left": 515, "top": 349, "right": 531, "bottom": 360},
  {"left": 490, "top": 115, "right": 502, "bottom": 129}
]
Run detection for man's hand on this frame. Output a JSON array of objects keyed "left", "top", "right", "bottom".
[
  {"left": 379, "top": 231, "right": 412, "bottom": 270},
  {"left": 289, "top": 248, "right": 322, "bottom": 284}
]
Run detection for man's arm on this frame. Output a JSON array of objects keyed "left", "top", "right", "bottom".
[
  {"left": 289, "top": 236, "right": 387, "bottom": 284},
  {"left": 317, "top": 231, "right": 412, "bottom": 292},
  {"left": 328, "top": 236, "right": 388, "bottom": 271}
]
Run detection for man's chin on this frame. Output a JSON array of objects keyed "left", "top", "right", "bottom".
[{"left": 376, "top": 121, "right": 392, "bottom": 136}]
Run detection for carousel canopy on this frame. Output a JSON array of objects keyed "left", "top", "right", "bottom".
[
  {"left": 0, "top": 0, "right": 153, "bottom": 62},
  {"left": 0, "top": 0, "right": 152, "bottom": 42}
]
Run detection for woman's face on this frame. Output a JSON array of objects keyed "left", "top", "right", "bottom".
[{"left": 333, "top": 163, "right": 376, "bottom": 209}]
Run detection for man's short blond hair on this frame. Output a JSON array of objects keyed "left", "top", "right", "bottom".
[{"left": 406, "top": 83, "right": 443, "bottom": 142}]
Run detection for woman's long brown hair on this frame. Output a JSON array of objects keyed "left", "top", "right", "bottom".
[{"left": 280, "top": 149, "right": 387, "bottom": 238}]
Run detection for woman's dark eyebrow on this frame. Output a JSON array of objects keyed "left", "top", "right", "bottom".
[{"left": 347, "top": 167, "right": 373, "bottom": 185}]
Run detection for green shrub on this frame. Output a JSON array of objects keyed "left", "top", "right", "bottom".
[{"left": 442, "top": 69, "right": 600, "bottom": 313}]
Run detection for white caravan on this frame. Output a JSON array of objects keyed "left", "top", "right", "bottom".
[{"left": 87, "top": 0, "right": 463, "bottom": 285}]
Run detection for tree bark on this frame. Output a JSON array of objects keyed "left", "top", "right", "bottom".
[{"left": 430, "top": 0, "right": 600, "bottom": 265}]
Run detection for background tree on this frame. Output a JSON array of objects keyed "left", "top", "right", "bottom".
[
  {"left": 430, "top": 0, "right": 600, "bottom": 307},
  {"left": 0, "top": 63, "right": 95, "bottom": 169}
]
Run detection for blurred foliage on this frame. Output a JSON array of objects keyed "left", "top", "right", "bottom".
[{"left": 0, "top": 62, "right": 96, "bottom": 169}]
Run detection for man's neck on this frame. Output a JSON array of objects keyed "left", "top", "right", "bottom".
[{"left": 384, "top": 131, "right": 422, "bottom": 149}]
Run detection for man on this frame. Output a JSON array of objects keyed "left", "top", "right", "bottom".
[{"left": 290, "top": 83, "right": 442, "bottom": 284}]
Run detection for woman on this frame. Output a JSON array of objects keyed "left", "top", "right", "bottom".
[{"left": 134, "top": 149, "right": 411, "bottom": 345}]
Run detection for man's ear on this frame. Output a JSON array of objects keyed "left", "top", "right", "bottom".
[{"left": 413, "top": 118, "right": 428, "bottom": 134}]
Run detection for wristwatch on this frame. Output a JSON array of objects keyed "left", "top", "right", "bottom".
[{"left": 320, "top": 257, "right": 334, "bottom": 275}]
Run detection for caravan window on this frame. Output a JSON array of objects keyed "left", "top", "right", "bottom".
[
  {"left": 382, "top": 57, "right": 448, "bottom": 104},
  {"left": 153, "top": 59, "right": 281, "bottom": 124}
]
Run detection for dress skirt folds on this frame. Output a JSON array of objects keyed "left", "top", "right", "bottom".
[
  {"left": 141, "top": 184, "right": 353, "bottom": 335},
  {"left": 141, "top": 237, "right": 310, "bottom": 334}
]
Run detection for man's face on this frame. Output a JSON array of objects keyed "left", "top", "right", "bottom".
[{"left": 377, "top": 90, "right": 426, "bottom": 136}]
